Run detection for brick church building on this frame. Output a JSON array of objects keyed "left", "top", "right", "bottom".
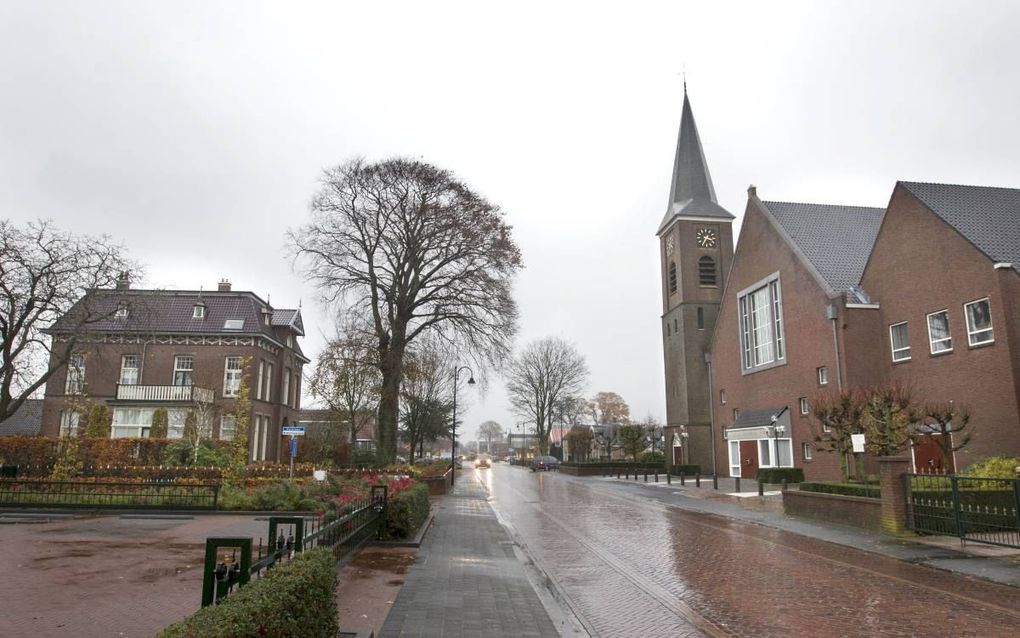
[{"left": 659, "top": 93, "right": 1020, "bottom": 480}]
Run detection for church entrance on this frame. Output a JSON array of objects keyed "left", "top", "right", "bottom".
[
  {"left": 739, "top": 440, "right": 758, "bottom": 479},
  {"left": 673, "top": 442, "right": 683, "bottom": 466}
]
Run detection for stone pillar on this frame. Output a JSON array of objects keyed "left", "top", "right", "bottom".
[{"left": 878, "top": 456, "right": 911, "bottom": 535}]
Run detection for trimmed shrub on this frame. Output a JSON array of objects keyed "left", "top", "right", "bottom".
[
  {"left": 639, "top": 451, "right": 665, "bottom": 464},
  {"left": 150, "top": 408, "right": 169, "bottom": 439},
  {"left": 756, "top": 468, "right": 805, "bottom": 485},
  {"left": 800, "top": 481, "right": 881, "bottom": 498},
  {"left": 159, "top": 548, "right": 338, "bottom": 638},
  {"left": 380, "top": 483, "right": 430, "bottom": 540},
  {"left": 962, "top": 456, "right": 1020, "bottom": 479},
  {"left": 668, "top": 464, "right": 702, "bottom": 476},
  {"left": 218, "top": 481, "right": 322, "bottom": 512},
  {"left": 350, "top": 448, "right": 381, "bottom": 467}
]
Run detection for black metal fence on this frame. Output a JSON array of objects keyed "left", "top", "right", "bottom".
[
  {"left": 201, "top": 484, "right": 388, "bottom": 607},
  {"left": 0, "top": 479, "right": 219, "bottom": 510},
  {"left": 906, "top": 472, "right": 1020, "bottom": 549}
]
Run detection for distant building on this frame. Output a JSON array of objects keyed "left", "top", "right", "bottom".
[
  {"left": 40, "top": 277, "right": 308, "bottom": 463},
  {"left": 0, "top": 398, "right": 43, "bottom": 437}
]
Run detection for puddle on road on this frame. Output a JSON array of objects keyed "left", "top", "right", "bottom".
[{"left": 347, "top": 549, "right": 416, "bottom": 579}]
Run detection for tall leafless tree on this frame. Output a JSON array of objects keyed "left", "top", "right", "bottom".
[
  {"left": 506, "top": 337, "right": 589, "bottom": 454},
  {"left": 290, "top": 158, "right": 521, "bottom": 461},
  {"left": 0, "top": 220, "right": 134, "bottom": 424},
  {"left": 399, "top": 341, "right": 453, "bottom": 463},
  {"left": 477, "top": 420, "right": 504, "bottom": 454},
  {"left": 309, "top": 321, "right": 382, "bottom": 448}
]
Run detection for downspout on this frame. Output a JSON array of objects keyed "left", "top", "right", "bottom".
[
  {"left": 705, "top": 351, "right": 718, "bottom": 477},
  {"left": 828, "top": 302, "right": 844, "bottom": 391}
]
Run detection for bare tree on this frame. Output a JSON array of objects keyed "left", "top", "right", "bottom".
[
  {"left": 290, "top": 158, "right": 522, "bottom": 461},
  {"left": 309, "top": 322, "right": 381, "bottom": 448},
  {"left": 916, "top": 401, "right": 971, "bottom": 470},
  {"left": 590, "top": 391, "right": 630, "bottom": 425},
  {"left": 477, "top": 420, "right": 504, "bottom": 454},
  {"left": 399, "top": 341, "right": 453, "bottom": 463},
  {"left": 0, "top": 220, "right": 134, "bottom": 423},
  {"left": 555, "top": 395, "right": 589, "bottom": 427},
  {"left": 812, "top": 388, "right": 865, "bottom": 481},
  {"left": 506, "top": 337, "right": 589, "bottom": 454}
]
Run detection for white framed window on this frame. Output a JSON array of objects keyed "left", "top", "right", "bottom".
[
  {"left": 291, "top": 373, "right": 299, "bottom": 408},
  {"left": 193, "top": 304, "right": 206, "bottom": 319},
  {"left": 119, "top": 354, "right": 140, "bottom": 385},
  {"left": 817, "top": 366, "right": 828, "bottom": 386},
  {"left": 286, "top": 335, "right": 294, "bottom": 348},
  {"left": 728, "top": 441, "right": 741, "bottom": 477},
  {"left": 252, "top": 415, "right": 262, "bottom": 461},
  {"left": 889, "top": 322, "right": 911, "bottom": 362},
  {"left": 112, "top": 407, "right": 153, "bottom": 438},
  {"left": 798, "top": 397, "right": 809, "bottom": 415},
  {"left": 758, "top": 440, "right": 772, "bottom": 467},
  {"left": 265, "top": 364, "right": 274, "bottom": 403},
  {"left": 219, "top": 416, "right": 236, "bottom": 441},
  {"left": 760, "top": 438, "right": 792, "bottom": 468},
  {"left": 282, "top": 368, "right": 291, "bottom": 407},
  {"left": 256, "top": 360, "right": 265, "bottom": 401},
  {"left": 822, "top": 421, "right": 831, "bottom": 433},
  {"left": 720, "top": 390, "right": 727, "bottom": 405},
  {"left": 733, "top": 408, "right": 740, "bottom": 420},
  {"left": 738, "top": 274, "right": 785, "bottom": 372},
  {"left": 964, "top": 298, "right": 994, "bottom": 346},
  {"left": 167, "top": 408, "right": 188, "bottom": 439},
  {"left": 59, "top": 411, "right": 81, "bottom": 437},
  {"left": 115, "top": 305, "right": 129, "bottom": 319},
  {"left": 173, "top": 356, "right": 194, "bottom": 386},
  {"left": 926, "top": 310, "right": 953, "bottom": 354},
  {"left": 223, "top": 356, "right": 243, "bottom": 398},
  {"left": 802, "top": 442, "right": 812, "bottom": 461},
  {"left": 65, "top": 353, "right": 86, "bottom": 394}
]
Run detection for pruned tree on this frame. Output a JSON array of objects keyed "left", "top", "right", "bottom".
[
  {"left": 860, "top": 384, "right": 915, "bottom": 457},
  {"left": 565, "top": 425, "right": 593, "bottom": 462},
  {"left": 309, "top": 322, "right": 381, "bottom": 449},
  {"left": 916, "top": 401, "right": 971, "bottom": 471},
  {"left": 812, "top": 388, "right": 865, "bottom": 480},
  {"left": 506, "top": 337, "right": 589, "bottom": 454},
  {"left": 82, "top": 403, "right": 111, "bottom": 438},
  {"left": 186, "top": 393, "right": 218, "bottom": 465},
  {"left": 590, "top": 391, "right": 630, "bottom": 425},
  {"left": 0, "top": 220, "right": 134, "bottom": 424},
  {"left": 150, "top": 407, "right": 169, "bottom": 439},
  {"left": 399, "top": 341, "right": 453, "bottom": 463},
  {"left": 617, "top": 424, "right": 645, "bottom": 460},
  {"left": 478, "top": 420, "right": 504, "bottom": 454},
  {"left": 290, "top": 158, "right": 522, "bottom": 462}
]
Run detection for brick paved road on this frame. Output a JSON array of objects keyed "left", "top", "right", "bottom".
[
  {"left": 0, "top": 514, "right": 266, "bottom": 637},
  {"left": 487, "top": 464, "right": 1020, "bottom": 638}
]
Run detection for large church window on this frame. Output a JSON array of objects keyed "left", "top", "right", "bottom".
[
  {"left": 668, "top": 262, "right": 677, "bottom": 295},
  {"left": 698, "top": 256, "right": 717, "bottom": 287},
  {"left": 738, "top": 273, "right": 786, "bottom": 373}
]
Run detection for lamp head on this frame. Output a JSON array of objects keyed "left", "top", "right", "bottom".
[{"left": 467, "top": 376, "right": 476, "bottom": 385}]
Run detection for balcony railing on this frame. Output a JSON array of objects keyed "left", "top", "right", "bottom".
[{"left": 115, "top": 384, "right": 215, "bottom": 403}]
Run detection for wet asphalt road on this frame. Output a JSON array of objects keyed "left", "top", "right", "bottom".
[{"left": 480, "top": 463, "right": 1020, "bottom": 638}]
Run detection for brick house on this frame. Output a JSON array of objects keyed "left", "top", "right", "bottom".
[
  {"left": 40, "top": 278, "right": 308, "bottom": 462},
  {"left": 709, "top": 182, "right": 1020, "bottom": 480}
]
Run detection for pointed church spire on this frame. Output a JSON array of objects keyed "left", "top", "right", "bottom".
[{"left": 658, "top": 89, "right": 733, "bottom": 234}]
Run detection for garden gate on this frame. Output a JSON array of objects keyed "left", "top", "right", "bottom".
[{"left": 906, "top": 472, "right": 1020, "bottom": 549}]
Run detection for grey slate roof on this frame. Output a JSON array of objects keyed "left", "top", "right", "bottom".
[
  {"left": 657, "top": 91, "right": 734, "bottom": 234},
  {"left": 271, "top": 308, "right": 305, "bottom": 336},
  {"left": 763, "top": 201, "right": 886, "bottom": 295},
  {"left": 0, "top": 399, "right": 43, "bottom": 436},
  {"left": 728, "top": 406, "right": 786, "bottom": 430},
  {"left": 901, "top": 181, "right": 1020, "bottom": 273},
  {"left": 50, "top": 289, "right": 304, "bottom": 344}
]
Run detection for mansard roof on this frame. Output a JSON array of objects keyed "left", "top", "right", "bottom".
[
  {"left": 0, "top": 399, "right": 42, "bottom": 436},
  {"left": 901, "top": 181, "right": 1020, "bottom": 274},
  {"left": 762, "top": 200, "right": 886, "bottom": 297},
  {"left": 657, "top": 91, "right": 734, "bottom": 235}
]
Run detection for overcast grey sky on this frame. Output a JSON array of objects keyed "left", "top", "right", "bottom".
[{"left": 3, "top": 1, "right": 1020, "bottom": 442}]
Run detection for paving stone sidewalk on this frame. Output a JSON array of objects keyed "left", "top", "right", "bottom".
[{"left": 379, "top": 473, "right": 560, "bottom": 638}]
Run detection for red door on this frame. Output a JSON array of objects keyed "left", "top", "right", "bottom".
[
  {"left": 739, "top": 440, "right": 759, "bottom": 479},
  {"left": 673, "top": 445, "right": 683, "bottom": 465},
  {"left": 913, "top": 435, "right": 954, "bottom": 473}
]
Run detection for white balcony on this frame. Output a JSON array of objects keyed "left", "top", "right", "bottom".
[{"left": 115, "top": 384, "right": 215, "bottom": 403}]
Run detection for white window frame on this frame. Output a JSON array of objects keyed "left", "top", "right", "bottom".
[
  {"left": 115, "top": 305, "right": 129, "bottom": 319},
  {"left": 758, "top": 439, "right": 772, "bottom": 467},
  {"left": 219, "top": 415, "right": 236, "bottom": 441},
  {"left": 223, "top": 356, "right": 243, "bottom": 398},
  {"left": 291, "top": 373, "right": 299, "bottom": 408},
  {"left": 738, "top": 273, "right": 786, "bottom": 373},
  {"left": 802, "top": 442, "right": 812, "bottom": 461},
  {"left": 265, "top": 364, "right": 274, "bottom": 403},
  {"left": 167, "top": 408, "right": 188, "bottom": 439},
  {"left": 111, "top": 407, "right": 153, "bottom": 439},
  {"left": 889, "top": 322, "right": 911, "bottom": 362},
  {"left": 720, "top": 390, "right": 726, "bottom": 405},
  {"left": 256, "top": 361, "right": 265, "bottom": 401},
  {"left": 728, "top": 441, "right": 741, "bottom": 477},
  {"left": 119, "top": 354, "right": 140, "bottom": 385},
  {"left": 798, "top": 397, "right": 809, "bottom": 415},
  {"left": 964, "top": 298, "right": 994, "bottom": 346},
  {"left": 193, "top": 304, "right": 206, "bottom": 319},
  {"left": 173, "top": 355, "right": 194, "bottom": 386},
  {"left": 282, "top": 368, "right": 291, "bottom": 407},
  {"left": 759, "top": 438, "right": 793, "bottom": 469},
  {"left": 926, "top": 309, "right": 953, "bottom": 354},
  {"left": 59, "top": 411, "right": 81, "bottom": 437},
  {"left": 817, "top": 366, "right": 828, "bottom": 386},
  {"left": 65, "top": 353, "right": 86, "bottom": 395}
]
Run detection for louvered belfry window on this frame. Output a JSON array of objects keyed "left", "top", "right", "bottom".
[
  {"left": 668, "top": 262, "right": 678, "bottom": 295},
  {"left": 698, "top": 256, "right": 717, "bottom": 287}
]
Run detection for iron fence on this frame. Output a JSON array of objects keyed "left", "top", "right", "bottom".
[
  {"left": 201, "top": 484, "right": 388, "bottom": 606},
  {"left": 906, "top": 472, "right": 1020, "bottom": 549},
  {"left": 0, "top": 479, "right": 219, "bottom": 510}
]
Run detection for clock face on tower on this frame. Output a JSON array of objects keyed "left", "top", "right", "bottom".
[{"left": 696, "top": 227, "right": 717, "bottom": 248}]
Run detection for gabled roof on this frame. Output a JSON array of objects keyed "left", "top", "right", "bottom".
[
  {"left": 900, "top": 181, "right": 1020, "bottom": 274},
  {"left": 762, "top": 201, "right": 886, "bottom": 295},
  {"left": 271, "top": 308, "right": 305, "bottom": 336},
  {"left": 0, "top": 399, "right": 43, "bottom": 436},
  {"left": 657, "top": 91, "right": 734, "bottom": 235}
]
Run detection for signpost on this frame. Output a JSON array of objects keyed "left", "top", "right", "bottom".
[
  {"left": 282, "top": 426, "right": 305, "bottom": 479},
  {"left": 851, "top": 433, "right": 866, "bottom": 480}
]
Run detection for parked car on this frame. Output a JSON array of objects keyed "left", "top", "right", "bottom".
[
  {"left": 530, "top": 456, "right": 560, "bottom": 472},
  {"left": 475, "top": 456, "right": 491, "bottom": 469}
]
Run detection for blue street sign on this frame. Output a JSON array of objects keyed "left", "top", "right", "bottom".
[
  {"left": 282, "top": 426, "right": 305, "bottom": 436},
  {"left": 290, "top": 437, "right": 298, "bottom": 458}
]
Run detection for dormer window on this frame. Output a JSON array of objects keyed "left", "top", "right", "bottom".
[
  {"left": 224, "top": 319, "right": 244, "bottom": 330},
  {"left": 114, "top": 305, "right": 129, "bottom": 319},
  {"left": 193, "top": 304, "right": 206, "bottom": 319}
]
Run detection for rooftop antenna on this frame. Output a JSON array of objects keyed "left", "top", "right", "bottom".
[{"left": 683, "top": 63, "right": 687, "bottom": 94}]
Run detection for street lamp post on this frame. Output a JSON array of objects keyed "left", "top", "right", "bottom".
[
  {"left": 770, "top": 414, "right": 786, "bottom": 468},
  {"left": 451, "top": 365, "right": 475, "bottom": 483}
]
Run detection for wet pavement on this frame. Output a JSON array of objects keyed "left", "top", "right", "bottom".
[{"left": 485, "top": 463, "right": 1020, "bottom": 637}]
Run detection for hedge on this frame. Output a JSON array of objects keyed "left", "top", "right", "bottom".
[
  {"left": 668, "top": 464, "right": 702, "bottom": 476},
  {"left": 159, "top": 549, "right": 338, "bottom": 638},
  {"left": 800, "top": 481, "right": 881, "bottom": 499},
  {"left": 756, "top": 468, "right": 805, "bottom": 484},
  {"left": 380, "top": 483, "right": 430, "bottom": 540}
]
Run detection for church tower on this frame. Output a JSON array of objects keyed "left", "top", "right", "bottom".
[{"left": 657, "top": 89, "right": 734, "bottom": 472}]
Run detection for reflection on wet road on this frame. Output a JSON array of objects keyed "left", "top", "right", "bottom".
[{"left": 483, "top": 464, "right": 1020, "bottom": 637}]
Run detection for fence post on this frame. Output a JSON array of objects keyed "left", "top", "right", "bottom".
[
  {"left": 212, "top": 484, "right": 220, "bottom": 511},
  {"left": 680, "top": 471, "right": 685, "bottom": 486},
  {"left": 696, "top": 473, "right": 701, "bottom": 488},
  {"left": 666, "top": 471, "right": 671, "bottom": 485},
  {"left": 201, "top": 537, "right": 252, "bottom": 607},
  {"left": 950, "top": 475, "right": 964, "bottom": 540},
  {"left": 713, "top": 474, "right": 718, "bottom": 490},
  {"left": 735, "top": 476, "right": 741, "bottom": 493},
  {"left": 758, "top": 480, "right": 764, "bottom": 496}
]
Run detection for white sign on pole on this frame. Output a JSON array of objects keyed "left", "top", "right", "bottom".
[
  {"left": 282, "top": 426, "right": 305, "bottom": 436},
  {"left": 851, "top": 433, "right": 866, "bottom": 453}
]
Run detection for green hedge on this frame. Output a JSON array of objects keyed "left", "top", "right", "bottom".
[
  {"left": 381, "top": 483, "right": 430, "bottom": 540},
  {"left": 756, "top": 468, "right": 805, "bottom": 484},
  {"left": 800, "top": 481, "right": 881, "bottom": 499},
  {"left": 668, "top": 464, "right": 702, "bottom": 476},
  {"left": 159, "top": 549, "right": 338, "bottom": 638}
]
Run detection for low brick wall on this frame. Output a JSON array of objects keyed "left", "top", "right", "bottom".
[
  {"left": 421, "top": 468, "right": 453, "bottom": 495},
  {"left": 783, "top": 490, "right": 882, "bottom": 532},
  {"left": 559, "top": 465, "right": 608, "bottom": 477}
]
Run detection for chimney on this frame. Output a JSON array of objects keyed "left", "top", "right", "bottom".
[
  {"left": 217, "top": 279, "right": 232, "bottom": 292},
  {"left": 747, "top": 184, "right": 757, "bottom": 198},
  {"left": 116, "top": 271, "right": 131, "bottom": 290}
]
